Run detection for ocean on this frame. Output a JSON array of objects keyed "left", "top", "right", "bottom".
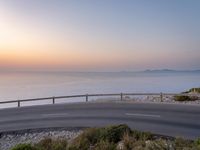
[{"left": 0, "top": 71, "right": 199, "bottom": 107}]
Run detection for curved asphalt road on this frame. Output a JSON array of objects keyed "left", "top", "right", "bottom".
[{"left": 0, "top": 102, "right": 200, "bottom": 139}]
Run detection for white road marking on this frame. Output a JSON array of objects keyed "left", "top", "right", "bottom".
[
  {"left": 125, "top": 113, "right": 161, "bottom": 118},
  {"left": 42, "top": 113, "right": 69, "bottom": 117}
]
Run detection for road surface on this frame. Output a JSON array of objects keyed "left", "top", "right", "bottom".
[{"left": 0, "top": 102, "right": 200, "bottom": 139}]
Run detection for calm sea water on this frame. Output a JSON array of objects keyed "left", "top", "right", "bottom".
[{"left": 0, "top": 72, "right": 199, "bottom": 107}]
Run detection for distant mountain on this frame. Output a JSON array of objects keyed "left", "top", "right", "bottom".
[{"left": 143, "top": 69, "right": 175, "bottom": 73}]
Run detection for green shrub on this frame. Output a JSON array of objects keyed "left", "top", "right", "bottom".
[
  {"left": 122, "top": 132, "right": 135, "bottom": 150},
  {"left": 11, "top": 143, "right": 37, "bottom": 150},
  {"left": 131, "top": 130, "right": 153, "bottom": 141},
  {"left": 145, "top": 139, "right": 169, "bottom": 150},
  {"left": 186, "top": 88, "right": 200, "bottom": 93},
  {"left": 69, "top": 127, "right": 100, "bottom": 150},
  {"left": 36, "top": 138, "right": 52, "bottom": 150},
  {"left": 174, "top": 137, "right": 194, "bottom": 150},
  {"left": 121, "top": 130, "right": 153, "bottom": 150},
  {"left": 35, "top": 137, "right": 68, "bottom": 150},
  {"left": 100, "top": 124, "right": 131, "bottom": 143},
  {"left": 69, "top": 124, "right": 131, "bottom": 149},
  {"left": 94, "top": 140, "right": 116, "bottom": 150},
  {"left": 52, "top": 140, "right": 68, "bottom": 150},
  {"left": 195, "top": 138, "right": 200, "bottom": 145},
  {"left": 194, "top": 138, "right": 200, "bottom": 150},
  {"left": 131, "top": 140, "right": 146, "bottom": 149},
  {"left": 174, "top": 95, "right": 197, "bottom": 101},
  {"left": 68, "top": 135, "right": 90, "bottom": 150}
]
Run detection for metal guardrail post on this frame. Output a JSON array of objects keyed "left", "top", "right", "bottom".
[
  {"left": 18, "top": 100, "right": 20, "bottom": 107},
  {"left": 86, "top": 94, "right": 88, "bottom": 102},
  {"left": 160, "top": 92, "right": 163, "bottom": 102},
  {"left": 121, "top": 93, "right": 123, "bottom": 101},
  {"left": 52, "top": 97, "right": 55, "bottom": 104}
]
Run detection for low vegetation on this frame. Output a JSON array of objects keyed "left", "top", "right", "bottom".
[
  {"left": 174, "top": 87, "right": 200, "bottom": 102},
  {"left": 174, "top": 95, "right": 198, "bottom": 102},
  {"left": 11, "top": 125, "right": 200, "bottom": 150},
  {"left": 11, "top": 138, "right": 68, "bottom": 150},
  {"left": 183, "top": 88, "right": 200, "bottom": 94}
]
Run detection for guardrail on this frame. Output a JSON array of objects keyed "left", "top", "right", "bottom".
[{"left": 0, "top": 92, "right": 198, "bottom": 108}]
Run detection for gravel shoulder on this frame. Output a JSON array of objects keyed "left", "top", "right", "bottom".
[
  {"left": 90, "top": 94, "right": 200, "bottom": 105},
  {"left": 0, "top": 128, "right": 83, "bottom": 150}
]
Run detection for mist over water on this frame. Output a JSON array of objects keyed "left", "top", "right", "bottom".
[{"left": 0, "top": 71, "right": 199, "bottom": 102}]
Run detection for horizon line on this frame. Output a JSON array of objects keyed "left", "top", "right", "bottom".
[{"left": 0, "top": 69, "right": 200, "bottom": 73}]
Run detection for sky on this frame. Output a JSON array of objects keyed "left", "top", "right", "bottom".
[{"left": 0, "top": 0, "right": 200, "bottom": 71}]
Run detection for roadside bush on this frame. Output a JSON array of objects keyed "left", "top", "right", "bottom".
[
  {"left": 174, "top": 95, "right": 197, "bottom": 102},
  {"left": 11, "top": 143, "right": 37, "bottom": 150},
  {"left": 94, "top": 140, "right": 116, "bottom": 150},
  {"left": 195, "top": 138, "right": 200, "bottom": 145},
  {"left": 131, "top": 140, "right": 146, "bottom": 150},
  {"left": 185, "top": 88, "right": 200, "bottom": 93},
  {"left": 69, "top": 127, "right": 101, "bottom": 150},
  {"left": 174, "top": 137, "right": 194, "bottom": 150},
  {"left": 194, "top": 138, "right": 200, "bottom": 149},
  {"left": 69, "top": 124, "right": 131, "bottom": 149},
  {"left": 121, "top": 129, "right": 153, "bottom": 150},
  {"left": 145, "top": 139, "right": 169, "bottom": 150},
  {"left": 131, "top": 130, "right": 153, "bottom": 141},
  {"left": 36, "top": 138, "right": 52, "bottom": 150},
  {"left": 101, "top": 124, "right": 131, "bottom": 143},
  {"left": 35, "top": 137, "right": 68, "bottom": 150},
  {"left": 122, "top": 132, "right": 135, "bottom": 150}
]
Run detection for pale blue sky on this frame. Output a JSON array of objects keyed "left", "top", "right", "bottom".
[{"left": 0, "top": 0, "right": 200, "bottom": 71}]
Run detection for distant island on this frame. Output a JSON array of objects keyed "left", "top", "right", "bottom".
[{"left": 142, "top": 69, "right": 200, "bottom": 73}]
